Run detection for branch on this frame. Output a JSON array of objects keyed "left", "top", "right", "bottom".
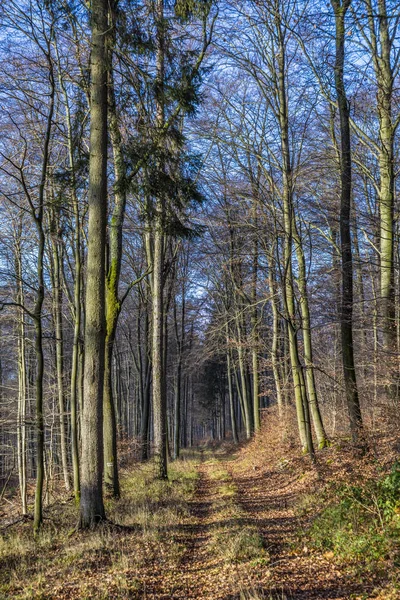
[
  {"left": 120, "top": 268, "right": 153, "bottom": 307},
  {"left": 0, "top": 301, "right": 35, "bottom": 320}
]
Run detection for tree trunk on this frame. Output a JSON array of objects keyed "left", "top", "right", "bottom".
[
  {"left": 275, "top": 11, "right": 314, "bottom": 457},
  {"left": 33, "top": 41, "right": 55, "bottom": 532},
  {"left": 50, "top": 206, "right": 71, "bottom": 492},
  {"left": 15, "top": 228, "right": 28, "bottom": 515},
  {"left": 251, "top": 200, "right": 260, "bottom": 431},
  {"left": 269, "top": 256, "right": 284, "bottom": 418},
  {"left": 151, "top": 0, "right": 168, "bottom": 480},
  {"left": 226, "top": 328, "right": 239, "bottom": 444},
  {"left": 79, "top": 0, "right": 108, "bottom": 527},
  {"left": 332, "top": 0, "right": 364, "bottom": 444},
  {"left": 103, "top": 3, "right": 127, "bottom": 498},
  {"left": 293, "top": 224, "right": 328, "bottom": 448},
  {"left": 235, "top": 312, "right": 252, "bottom": 439},
  {"left": 55, "top": 33, "right": 82, "bottom": 504}
]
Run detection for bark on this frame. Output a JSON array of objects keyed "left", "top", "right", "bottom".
[
  {"left": 49, "top": 206, "right": 71, "bottom": 491},
  {"left": 275, "top": 11, "right": 314, "bottom": 457},
  {"left": 152, "top": 212, "right": 168, "bottom": 478},
  {"left": 235, "top": 311, "right": 252, "bottom": 439},
  {"left": 32, "top": 39, "right": 55, "bottom": 532},
  {"left": 140, "top": 308, "right": 152, "bottom": 461},
  {"left": 331, "top": 0, "right": 364, "bottom": 444},
  {"left": 269, "top": 257, "right": 284, "bottom": 418},
  {"left": 251, "top": 200, "right": 260, "bottom": 431},
  {"left": 226, "top": 326, "right": 239, "bottom": 444},
  {"left": 79, "top": 0, "right": 108, "bottom": 527},
  {"left": 293, "top": 224, "right": 328, "bottom": 448},
  {"left": 173, "top": 295, "right": 184, "bottom": 460},
  {"left": 55, "top": 34, "right": 82, "bottom": 504},
  {"left": 365, "top": 0, "right": 396, "bottom": 354},
  {"left": 70, "top": 243, "right": 82, "bottom": 505},
  {"left": 15, "top": 226, "right": 27, "bottom": 515},
  {"left": 103, "top": 35, "right": 126, "bottom": 497},
  {"left": 152, "top": 0, "right": 168, "bottom": 480}
]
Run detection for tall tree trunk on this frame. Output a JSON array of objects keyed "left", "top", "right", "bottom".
[
  {"left": 55, "top": 32, "right": 83, "bottom": 504},
  {"left": 275, "top": 10, "right": 314, "bottom": 457},
  {"left": 50, "top": 206, "right": 71, "bottom": 492},
  {"left": 173, "top": 295, "right": 184, "bottom": 460},
  {"left": 226, "top": 327, "right": 239, "bottom": 444},
  {"left": 79, "top": 0, "right": 108, "bottom": 527},
  {"left": 235, "top": 311, "right": 252, "bottom": 439},
  {"left": 103, "top": 33, "right": 126, "bottom": 497},
  {"left": 251, "top": 199, "right": 260, "bottom": 431},
  {"left": 152, "top": 0, "right": 168, "bottom": 480},
  {"left": 332, "top": 0, "right": 364, "bottom": 444},
  {"left": 70, "top": 243, "right": 82, "bottom": 505},
  {"left": 141, "top": 308, "right": 152, "bottom": 461},
  {"left": 152, "top": 211, "right": 167, "bottom": 477},
  {"left": 367, "top": 0, "right": 396, "bottom": 356},
  {"left": 15, "top": 227, "right": 28, "bottom": 515},
  {"left": 33, "top": 41, "right": 55, "bottom": 532},
  {"left": 269, "top": 255, "right": 284, "bottom": 418},
  {"left": 293, "top": 224, "right": 328, "bottom": 448},
  {"left": 33, "top": 215, "right": 46, "bottom": 534}
]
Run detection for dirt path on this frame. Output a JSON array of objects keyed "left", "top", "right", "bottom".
[
  {"left": 178, "top": 463, "right": 223, "bottom": 598},
  {"left": 226, "top": 454, "right": 371, "bottom": 600},
  {"left": 4, "top": 447, "right": 376, "bottom": 600},
  {"left": 162, "top": 459, "right": 244, "bottom": 600}
]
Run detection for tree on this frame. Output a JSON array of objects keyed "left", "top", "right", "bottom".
[
  {"left": 79, "top": 0, "right": 108, "bottom": 528},
  {"left": 331, "top": 0, "right": 364, "bottom": 445}
]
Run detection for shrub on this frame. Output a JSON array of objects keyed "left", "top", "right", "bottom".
[{"left": 306, "top": 461, "right": 400, "bottom": 572}]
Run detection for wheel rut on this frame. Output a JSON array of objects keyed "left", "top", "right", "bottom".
[{"left": 164, "top": 457, "right": 243, "bottom": 600}]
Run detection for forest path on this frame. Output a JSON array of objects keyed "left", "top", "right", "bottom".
[
  {"left": 225, "top": 445, "right": 371, "bottom": 600},
  {"left": 141, "top": 446, "right": 366, "bottom": 600},
  {"left": 153, "top": 451, "right": 248, "bottom": 599},
  {"left": 1, "top": 445, "right": 376, "bottom": 600}
]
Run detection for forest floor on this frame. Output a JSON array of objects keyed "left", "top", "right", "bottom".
[{"left": 1, "top": 409, "right": 400, "bottom": 599}]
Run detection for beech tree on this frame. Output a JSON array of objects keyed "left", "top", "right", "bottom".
[
  {"left": 79, "top": 0, "right": 108, "bottom": 528},
  {"left": 331, "top": 0, "right": 364, "bottom": 444}
]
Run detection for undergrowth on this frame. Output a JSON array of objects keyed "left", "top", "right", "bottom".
[
  {"left": 0, "top": 457, "right": 199, "bottom": 599},
  {"left": 301, "top": 461, "right": 400, "bottom": 581}
]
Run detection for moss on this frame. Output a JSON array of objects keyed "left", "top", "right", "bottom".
[
  {"left": 105, "top": 258, "right": 121, "bottom": 337},
  {"left": 318, "top": 438, "right": 331, "bottom": 450},
  {"left": 174, "top": 0, "right": 212, "bottom": 20}
]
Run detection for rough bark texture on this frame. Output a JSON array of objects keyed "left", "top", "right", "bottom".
[
  {"left": 57, "top": 41, "right": 82, "bottom": 504},
  {"left": 15, "top": 229, "right": 27, "bottom": 515},
  {"left": 226, "top": 325, "right": 239, "bottom": 444},
  {"left": 152, "top": 222, "right": 168, "bottom": 478},
  {"left": 293, "top": 225, "right": 328, "bottom": 448},
  {"left": 374, "top": 0, "right": 396, "bottom": 353},
  {"left": 33, "top": 43, "right": 55, "bottom": 532},
  {"left": 251, "top": 201, "right": 260, "bottom": 431}
]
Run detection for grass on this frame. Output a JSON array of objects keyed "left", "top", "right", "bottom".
[
  {"left": 0, "top": 457, "right": 199, "bottom": 599},
  {"left": 239, "top": 590, "right": 289, "bottom": 600},
  {"left": 211, "top": 525, "right": 267, "bottom": 563},
  {"left": 206, "top": 462, "right": 268, "bottom": 566},
  {"left": 218, "top": 481, "right": 237, "bottom": 497}
]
